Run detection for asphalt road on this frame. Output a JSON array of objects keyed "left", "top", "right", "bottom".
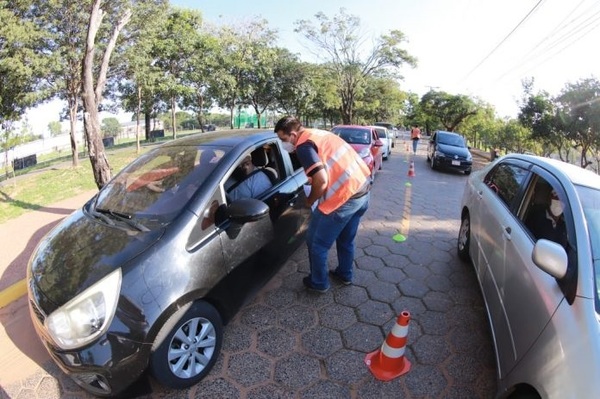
[{"left": 0, "top": 142, "right": 494, "bottom": 398}]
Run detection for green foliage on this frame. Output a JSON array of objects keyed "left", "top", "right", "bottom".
[
  {"left": 420, "top": 91, "right": 478, "bottom": 133},
  {"left": 294, "top": 8, "right": 416, "bottom": 124},
  {"left": 101, "top": 117, "right": 122, "bottom": 138},
  {"left": 48, "top": 121, "right": 63, "bottom": 137},
  {"left": 0, "top": 1, "right": 53, "bottom": 135}
]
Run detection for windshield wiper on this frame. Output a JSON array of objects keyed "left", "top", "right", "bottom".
[
  {"left": 89, "top": 208, "right": 116, "bottom": 226},
  {"left": 95, "top": 207, "right": 150, "bottom": 232}
]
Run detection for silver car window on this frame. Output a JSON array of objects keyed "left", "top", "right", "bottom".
[
  {"left": 484, "top": 163, "right": 529, "bottom": 209},
  {"left": 576, "top": 184, "right": 600, "bottom": 308}
]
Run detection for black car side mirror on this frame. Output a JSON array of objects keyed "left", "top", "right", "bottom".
[{"left": 226, "top": 198, "right": 270, "bottom": 224}]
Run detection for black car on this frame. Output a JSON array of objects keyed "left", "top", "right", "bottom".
[
  {"left": 26, "top": 130, "right": 311, "bottom": 397},
  {"left": 427, "top": 130, "right": 473, "bottom": 174}
]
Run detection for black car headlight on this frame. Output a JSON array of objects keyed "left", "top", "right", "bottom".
[{"left": 45, "top": 269, "right": 122, "bottom": 350}]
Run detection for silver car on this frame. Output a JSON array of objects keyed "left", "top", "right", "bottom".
[{"left": 457, "top": 154, "right": 600, "bottom": 398}]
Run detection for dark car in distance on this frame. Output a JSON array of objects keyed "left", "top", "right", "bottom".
[
  {"left": 427, "top": 130, "right": 473, "bottom": 174},
  {"left": 27, "top": 130, "right": 312, "bottom": 397}
]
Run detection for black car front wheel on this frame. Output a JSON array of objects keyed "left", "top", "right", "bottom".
[
  {"left": 150, "top": 301, "right": 223, "bottom": 389},
  {"left": 457, "top": 214, "right": 471, "bottom": 262}
]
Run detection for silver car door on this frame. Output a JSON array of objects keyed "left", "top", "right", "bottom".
[
  {"left": 502, "top": 175, "right": 565, "bottom": 374},
  {"left": 478, "top": 162, "right": 530, "bottom": 377}
]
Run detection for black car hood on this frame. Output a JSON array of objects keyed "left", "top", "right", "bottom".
[
  {"left": 29, "top": 208, "right": 163, "bottom": 310},
  {"left": 437, "top": 142, "right": 470, "bottom": 158}
]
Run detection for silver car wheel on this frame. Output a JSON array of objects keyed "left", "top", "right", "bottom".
[
  {"left": 168, "top": 316, "right": 217, "bottom": 379},
  {"left": 150, "top": 301, "right": 222, "bottom": 389}
]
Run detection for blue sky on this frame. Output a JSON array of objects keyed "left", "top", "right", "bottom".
[
  {"left": 173, "top": 0, "right": 600, "bottom": 117},
  {"left": 26, "top": 0, "right": 600, "bottom": 134}
]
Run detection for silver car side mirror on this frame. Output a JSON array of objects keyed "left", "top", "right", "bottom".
[{"left": 531, "top": 239, "right": 568, "bottom": 279}]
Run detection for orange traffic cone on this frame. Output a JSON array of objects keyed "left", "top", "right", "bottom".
[
  {"left": 407, "top": 161, "right": 415, "bottom": 177},
  {"left": 364, "top": 311, "right": 411, "bottom": 381},
  {"left": 404, "top": 141, "right": 409, "bottom": 152}
]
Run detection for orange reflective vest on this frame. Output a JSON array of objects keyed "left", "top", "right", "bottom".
[{"left": 296, "top": 129, "right": 371, "bottom": 214}]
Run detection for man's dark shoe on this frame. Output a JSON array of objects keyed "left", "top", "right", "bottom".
[
  {"left": 303, "top": 276, "right": 329, "bottom": 293},
  {"left": 329, "top": 270, "right": 352, "bottom": 286}
]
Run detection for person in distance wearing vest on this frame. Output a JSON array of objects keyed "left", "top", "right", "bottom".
[{"left": 275, "top": 116, "right": 371, "bottom": 293}]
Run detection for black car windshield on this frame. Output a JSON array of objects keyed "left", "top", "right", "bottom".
[
  {"left": 333, "top": 127, "right": 370, "bottom": 144},
  {"left": 94, "top": 144, "right": 228, "bottom": 225},
  {"left": 576, "top": 184, "right": 600, "bottom": 311},
  {"left": 438, "top": 133, "right": 466, "bottom": 147}
]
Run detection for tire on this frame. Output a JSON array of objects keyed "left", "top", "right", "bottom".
[
  {"left": 464, "top": 169, "right": 471, "bottom": 175},
  {"left": 457, "top": 214, "right": 471, "bottom": 262},
  {"left": 150, "top": 301, "right": 223, "bottom": 389},
  {"left": 430, "top": 157, "right": 437, "bottom": 170}
]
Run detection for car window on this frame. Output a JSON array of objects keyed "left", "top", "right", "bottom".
[
  {"left": 373, "top": 128, "right": 387, "bottom": 139},
  {"left": 574, "top": 185, "right": 600, "bottom": 311},
  {"left": 225, "top": 143, "right": 280, "bottom": 202},
  {"left": 438, "top": 133, "right": 466, "bottom": 147},
  {"left": 332, "top": 127, "right": 370, "bottom": 144},
  {"left": 95, "top": 145, "right": 227, "bottom": 225},
  {"left": 484, "top": 162, "right": 529, "bottom": 208},
  {"left": 521, "top": 176, "right": 569, "bottom": 249}
]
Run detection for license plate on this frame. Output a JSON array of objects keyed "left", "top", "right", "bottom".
[{"left": 451, "top": 160, "right": 461, "bottom": 166}]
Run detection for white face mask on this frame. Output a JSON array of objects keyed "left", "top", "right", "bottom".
[
  {"left": 281, "top": 141, "right": 295, "bottom": 153},
  {"left": 549, "top": 199, "right": 564, "bottom": 217}
]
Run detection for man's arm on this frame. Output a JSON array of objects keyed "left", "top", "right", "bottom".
[{"left": 307, "top": 169, "right": 328, "bottom": 207}]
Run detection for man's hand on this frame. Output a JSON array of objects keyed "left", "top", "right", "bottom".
[{"left": 307, "top": 169, "right": 327, "bottom": 207}]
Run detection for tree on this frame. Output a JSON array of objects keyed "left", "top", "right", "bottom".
[
  {"left": 101, "top": 117, "right": 121, "bottom": 138},
  {"left": 152, "top": 8, "right": 204, "bottom": 139},
  {"left": 294, "top": 8, "right": 416, "bottom": 124},
  {"left": 209, "top": 19, "right": 277, "bottom": 129},
  {"left": 555, "top": 77, "right": 600, "bottom": 169},
  {"left": 354, "top": 76, "right": 407, "bottom": 124},
  {"left": 420, "top": 91, "right": 479, "bottom": 133},
  {"left": 517, "top": 78, "right": 568, "bottom": 159},
  {"left": 118, "top": 0, "right": 169, "bottom": 152},
  {"left": 48, "top": 121, "right": 63, "bottom": 137},
  {"left": 31, "top": 0, "right": 89, "bottom": 167},
  {"left": 80, "top": 0, "right": 131, "bottom": 189},
  {"left": 180, "top": 30, "right": 219, "bottom": 132},
  {"left": 0, "top": 1, "right": 52, "bottom": 170}
]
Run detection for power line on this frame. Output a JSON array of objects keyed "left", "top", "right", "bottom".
[
  {"left": 494, "top": 1, "right": 600, "bottom": 83},
  {"left": 462, "top": 0, "right": 545, "bottom": 81}
]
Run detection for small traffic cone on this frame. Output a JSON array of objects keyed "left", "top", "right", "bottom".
[
  {"left": 365, "top": 311, "right": 411, "bottom": 381},
  {"left": 407, "top": 161, "right": 415, "bottom": 177},
  {"left": 404, "top": 141, "right": 409, "bottom": 152}
]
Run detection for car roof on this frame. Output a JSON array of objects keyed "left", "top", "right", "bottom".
[
  {"left": 436, "top": 130, "right": 462, "bottom": 136},
  {"left": 332, "top": 125, "right": 372, "bottom": 131},
  {"left": 159, "top": 129, "right": 275, "bottom": 149},
  {"left": 504, "top": 153, "right": 600, "bottom": 188}
]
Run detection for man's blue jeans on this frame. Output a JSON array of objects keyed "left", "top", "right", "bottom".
[
  {"left": 305, "top": 192, "right": 370, "bottom": 290},
  {"left": 412, "top": 138, "right": 418, "bottom": 154}
]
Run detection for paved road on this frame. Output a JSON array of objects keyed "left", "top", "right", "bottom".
[{"left": 0, "top": 143, "right": 495, "bottom": 398}]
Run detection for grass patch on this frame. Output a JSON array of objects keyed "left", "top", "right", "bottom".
[{"left": 0, "top": 146, "right": 151, "bottom": 224}]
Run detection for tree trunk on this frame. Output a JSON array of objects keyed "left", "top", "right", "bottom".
[
  {"left": 80, "top": 0, "right": 131, "bottom": 189},
  {"left": 68, "top": 97, "right": 79, "bottom": 167},
  {"left": 136, "top": 86, "right": 141, "bottom": 154},
  {"left": 145, "top": 112, "right": 151, "bottom": 141},
  {"left": 170, "top": 96, "right": 177, "bottom": 139}
]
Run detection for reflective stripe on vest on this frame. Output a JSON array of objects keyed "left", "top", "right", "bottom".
[{"left": 296, "top": 129, "right": 370, "bottom": 214}]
